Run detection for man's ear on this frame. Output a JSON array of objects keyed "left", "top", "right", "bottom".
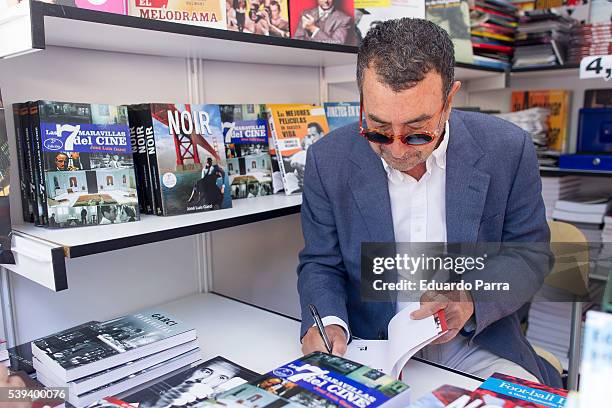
[{"left": 447, "top": 81, "right": 462, "bottom": 108}]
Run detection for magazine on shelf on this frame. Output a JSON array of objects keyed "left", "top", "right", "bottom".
[
  {"left": 226, "top": 0, "right": 289, "bottom": 37},
  {"left": 127, "top": 103, "right": 231, "bottom": 216},
  {"left": 42, "top": 348, "right": 202, "bottom": 407},
  {"left": 425, "top": 0, "right": 474, "bottom": 64},
  {"left": 31, "top": 311, "right": 196, "bottom": 382},
  {"left": 220, "top": 104, "right": 273, "bottom": 199},
  {"left": 355, "top": 0, "right": 425, "bottom": 41},
  {"left": 290, "top": 0, "right": 358, "bottom": 46},
  {"left": 128, "top": 0, "right": 225, "bottom": 29},
  {"left": 324, "top": 102, "right": 359, "bottom": 132},
  {"left": 345, "top": 303, "right": 447, "bottom": 378},
  {"left": 34, "top": 340, "right": 199, "bottom": 396},
  {"left": 267, "top": 104, "right": 329, "bottom": 195},
  {"left": 207, "top": 352, "right": 411, "bottom": 408},
  {"left": 82, "top": 356, "right": 259, "bottom": 408}
]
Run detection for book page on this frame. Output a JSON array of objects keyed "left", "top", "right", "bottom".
[{"left": 345, "top": 303, "right": 446, "bottom": 378}]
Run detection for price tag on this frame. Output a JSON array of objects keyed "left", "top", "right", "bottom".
[{"left": 580, "top": 56, "right": 612, "bottom": 81}]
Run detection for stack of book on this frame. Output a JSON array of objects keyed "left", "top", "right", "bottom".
[
  {"left": 513, "top": 10, "right": 576, "bottom": 68},
  {"left": 0, "top": 339, "right": 9, "bottom": 368},
  {"left": 495, "top": 107, "right": 557, "bottom": 166},
  {"left": 567, "top": 22, "right": 612, "bottom": 65},
  {"left": 32, "top": 310, "right": 200, "bottom": 407},
  {"left": 540, "top": 176, "right": 581, "bottom": 219},
  {"left": 470, "top": 0, "right": 519, "bottom": 69},
  {"left": 552, "top": 195, "right": 611, "bottom": 239},
  {"left": 604, "top": 213, "right": 612, "bottom": 243}
]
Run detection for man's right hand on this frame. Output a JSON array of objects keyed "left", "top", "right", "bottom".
[{"left": 301, "top": 325, "right": 347, "bottom": 356}]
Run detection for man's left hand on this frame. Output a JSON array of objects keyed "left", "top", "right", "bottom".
[
  {"left": 410, "top": 290, "right": 474, "bottom": 344},
  {"left": 301, "top": 14, "right": 317, "bottom": 33}
]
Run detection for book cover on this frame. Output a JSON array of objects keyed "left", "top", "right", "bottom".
[
  {"left": 578, "top": 311, "right": 612, "bottom": 408},
  {"left": 7, "top": 342, "right": 36, "bottom": 376},
  {"left": 355, "top": 0, "right": 426, "bottom": 42},
  {"left": 426, "top": 0, "right": 475, "bottom": 64},
  {"left": 133, "top": 103, "right": 231, "bottom": 216},
  {"left": 0, "top": 94, "right": 10, "bottom": 257},
  {"left": 37, "top": 101, "right": 140, "bottom": 228},
  {"left": 475, "top": 372, "right": 568, "bottom": 407},
  {"left": 213, "top": 352, "right": 410, "bottom": 408},
  {"left": 584, "top": 89, "right": 612, "bottom": 108},
  {"left": 267, "top": 104, "right": 328, "bottom": 195},
  {"left": 324, "top": 101, "right": 359, "bottom": 132},
  {"left": 85, "top": 356, "right": 260, "bottom": 407},
  {"left": 220, "top": 104, "right": 273, "bottom": 199},
  {"left": 49, "top": 0, "right": 128, "bottom": 14},
  {"left": 511, "top": 90, "right": 571, "bottom": 152},
  {"left": 226, "top": 0, "right": 290, "bottom": 37},
  {"left": 408, "top": 384, "right": 473, "bottom": 407},
  {"left": 128, "top": 0, "right": 225, "bottom": 29},
  {"left": 12, "top": 103, "right": 33, "bottom": 223},
  {"left": 290, "top": 0, "right": 358, "bottom": 46},
  {"left": 31, "top": 311, "right": 195, "bottom": 381}
]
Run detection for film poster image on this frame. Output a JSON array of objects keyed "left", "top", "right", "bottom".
[
  {"left": 290, "top": 0, "right": 358, "bottom": 46},
  {"left": 226, "top": 0, "right": 290, "bottom": 37},
  {"left": 220, "top": 104, "right": 273, "bottom": 199},
  {"left": 40, "top": 102, "right": 139, "bottom": 228},
  {"left": 151, "top": 104, "right": 231, "bottom": 215}
]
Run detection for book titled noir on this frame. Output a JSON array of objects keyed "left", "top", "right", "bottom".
[
  {"left": 31, "top": 310, "right": 196, "bottom": 382},
  {"left": 212, "top": 352, "right": 411, "bottom": 408},
  {"left": 128, "top": 104, "right": 231, "bottom": 216}
]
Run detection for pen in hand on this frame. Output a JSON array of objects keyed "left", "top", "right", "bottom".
[{"left": 309, "top": 303, "right": 333, "bottom": 353}]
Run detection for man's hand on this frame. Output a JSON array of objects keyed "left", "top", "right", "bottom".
[
  {"left": 0, "top": 365, "right": 30, "bottom": 408},
  {"left": 410, "top": 290, "right": 474, "bottom": 344},
  {"left": 301, "top": 14, "right": 318, "bottom": 33},
  {"left": 302, "top": 325, "right": 347, "bottom": 356}
]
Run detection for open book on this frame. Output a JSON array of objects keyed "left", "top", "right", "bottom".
[{"left": 345, "top": 303, "right": 447, "bottom": 378}]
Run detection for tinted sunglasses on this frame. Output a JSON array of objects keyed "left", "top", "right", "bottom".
[{"left": 358, "top": 100, "right": 446, "bottom": 146}]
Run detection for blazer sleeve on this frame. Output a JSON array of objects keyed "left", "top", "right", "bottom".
[
  {"left": 463, "top": 131, "right": 553, "bottom": 338},
  {"left": 297, "top": 147, "right": 349, "bottom": 339}
]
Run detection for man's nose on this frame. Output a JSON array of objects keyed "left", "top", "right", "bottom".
[{"left": 388, "top": 137, "right": 409, "bottom": 158}]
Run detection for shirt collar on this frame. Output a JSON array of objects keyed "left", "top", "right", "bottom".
[
  {"left": 381, "top": 120, "right": 450, "bottom": 182},
  {"left": 318, "top": 6, "right": 334, "bottom": 17}
]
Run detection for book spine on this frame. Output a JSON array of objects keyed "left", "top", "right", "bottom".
[
  {"left": 127, "top": 106, "right": 153, "bottom": 214},
  {"left": 23, "top": 102, "right": 40, "bottom": 225},
  {"left": 12, "top": 104, "right": 32, "bottom": 223},
  {"left": 30, "top": 102, "right": 48, "bottom": 226},
  {"left": 143, "top": 106, "right": 163, "bottom": 216},
  {"left": 267, "top": 110, "right": 290, "bottom": 196}
]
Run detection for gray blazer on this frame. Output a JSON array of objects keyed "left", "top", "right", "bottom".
[
  {"left": 292, "top": 7, "right": 356, "bottom": 46},
  {"left": 297, "top": 109, "right": 562, "bottom": 386}
]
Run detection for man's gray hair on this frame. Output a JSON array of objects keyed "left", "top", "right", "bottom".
[{"left": 357, "top": 18, "right": 455, "bottom": 99}]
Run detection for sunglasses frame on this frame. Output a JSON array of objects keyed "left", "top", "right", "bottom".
[{"left": 358, "top": 99, "right": 448, "bottom": 146}]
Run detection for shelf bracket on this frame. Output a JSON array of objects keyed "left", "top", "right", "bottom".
[{"left": 0, "top": 231, "right": 67, "bottom": 291}]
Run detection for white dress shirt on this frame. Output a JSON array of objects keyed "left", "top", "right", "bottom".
[{"left": 320, "top": 121, "right": 449, "bottom": 335}]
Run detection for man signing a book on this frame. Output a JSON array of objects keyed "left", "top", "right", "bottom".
[{"left": 297, "top": 18, "right": 561, "bottom": 387}]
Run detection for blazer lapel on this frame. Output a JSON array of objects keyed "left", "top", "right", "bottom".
[
  {"left": 446, "top": 111, "right": 491, "bottom": 243},
  {"left": 348, "top": 138, "right": 395, "bottom": 243}
]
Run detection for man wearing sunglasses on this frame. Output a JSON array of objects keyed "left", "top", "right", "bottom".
[{"left": 298, "top": 18, "right": 560, "bottom": 386}]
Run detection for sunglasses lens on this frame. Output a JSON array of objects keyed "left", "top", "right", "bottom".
[
  {"left": 403, "top": 134, "right": 433, "bottom": 145},
  {"left": 364, "top": 131, "right": 393, "bottom": 144}
]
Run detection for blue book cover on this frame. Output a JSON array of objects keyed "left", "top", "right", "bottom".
[
  {"left": 215, "top": 352, "right": 411, "bottom": 408},
  {"left": 324, "top": 102, "right": 360, "bottom": 132}
]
